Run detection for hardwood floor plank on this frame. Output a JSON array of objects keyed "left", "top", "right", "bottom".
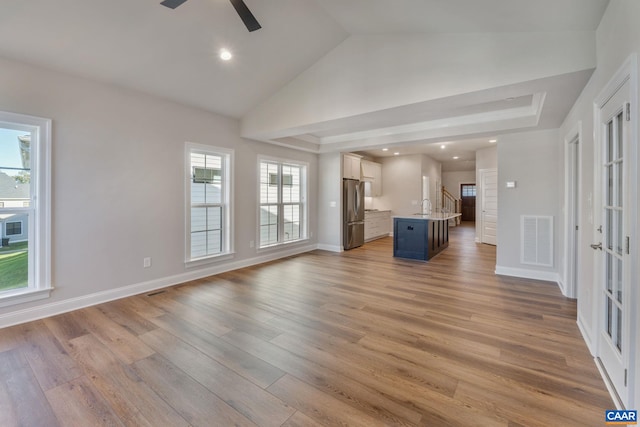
[
  {"left": 132, "top": 353, "right": 258, "bottom": 427},
  {"left": 280, "top": 411, "right": 326, "bottom": 427},
  {"left": 148, "top": 312, "right": 285, "bottom": 388},
  {"left": 0, "top": 348, "right": 60, "bottom": 427},
  {"left": 139, "top": 327, "right": 295, "bottom": 427},
  {"left": 46, "top": 376, "right": 125, "bottom": 427},
  {"left": 269, "top": 332, "right": 508, "bottom": 426},
  {"left": 221, "top": 330, "right": 423, "bottom": 425},
  {"left": 17, "top": 320, "right": 84, "bottom": 391},
  {"left": 97, "top": 299, "right": 159, "bottom": 336},
  {"left": 43, "top": 312, "right": 91, "bottom": 346},
  {"left": 68, "top": 333, "right": 189, "bottom": 427},
  {"left": 267, "top": 374, "right": 388, "bottom": 427},
  {"left": 142, "top": 291, "right": 232, "bottom": 336},
  {"left": 70, "top": 307, "right": 155, "bottom": 364}
]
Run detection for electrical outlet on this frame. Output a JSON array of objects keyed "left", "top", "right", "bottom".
[
  {"left": 249, "top": 240, "right": 255, "bottom": 248},
  {"left": 143, "top": 257, "right": 152, "bottom": 268}
]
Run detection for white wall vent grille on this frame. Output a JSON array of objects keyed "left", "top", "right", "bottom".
[{"left": 521, "top": 215, "right": 553, "bottom": 267}]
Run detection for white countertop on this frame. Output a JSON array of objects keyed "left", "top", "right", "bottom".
[{"left": 393, "top": 213, "right": 462, "bottom": 221}]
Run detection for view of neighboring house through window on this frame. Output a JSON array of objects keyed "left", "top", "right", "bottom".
[
  {"left": 259, "top": 159, "right": 307, "bottom": 248},
  {"left": 0, "top": 111, "right": 51, "bottom": 302},
  {"left": 187, "top": 144, "right": 232, "bottom": 262}
]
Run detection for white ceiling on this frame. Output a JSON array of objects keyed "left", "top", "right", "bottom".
[
  {"left": 0, "top": 0, "right": 610, "bottom": 168},
  {"left": 316, "top": 0, "right": 609, "bottom": 34},
  {"left": 0, "top": 0, "right": 348, "bottom": 118}
]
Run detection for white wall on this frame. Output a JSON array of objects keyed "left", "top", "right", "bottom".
[
  {"left": 317, "top": 152, "right": 341, "bottom": 251},
  {"left": 557, "top": 0, "right": 640, "bottom": 407},
  {"left": 378, "top": 155, "right": 422, "bottom": 216},
  {"left": 475, "top": 146, "right": 497, "bottom": 241},
  {"left": 242, "top": 32, "right": 596, "bottom": 139},
  {"left": 495, "top": 129, "right": 561, "bottom": 279},
  {"left": 442, "top": 171, "right": 476, "bottom": 199},
  {"left": 0, "top": 56, "right": 318, "bottom": 323},
  {"left": 421, "top": 155, "right": 442, "bottom": 210}
]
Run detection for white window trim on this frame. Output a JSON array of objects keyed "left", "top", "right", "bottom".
[
  {"left": 0, "top": 111, "right": 52, "bottom": 305},
  {"left": 184, "top": 142, "right": 234, "bottom": 267},
  {"left": 257, "top": 156, "right": 309, "bottom": 251}
]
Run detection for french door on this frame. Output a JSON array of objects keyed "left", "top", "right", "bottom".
[{"left": 596, "top": 79, "right": 632, "bottom": 403}]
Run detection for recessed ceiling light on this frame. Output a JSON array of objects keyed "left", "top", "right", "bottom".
[
  {"left": 382, "top": 148, "right": 389, "bottom": 152},
  {"left": 489, "top": 139, "right": 497, "bottom": 143},
  {"left": 505, "top": 97, "right": 515, "bottom": 101},
  {"left": 440, "top": 145, "right": 446, "bottom": 149},
  {"left": 393, "top": 152, "right": 400, "bottom": 156},
  {"left": 453, "top": 156, "right": 459, "bottom": 160},
  {"left": 219, "top": 49, "right": 232, "bottom": 61}
]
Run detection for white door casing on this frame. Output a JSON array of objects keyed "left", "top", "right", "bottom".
[
  {"left": 563, "top": 125, "right": 581, "bottom": 299},
  {"left": 480, "top": 168, "right": 498, "bottom": 245}
]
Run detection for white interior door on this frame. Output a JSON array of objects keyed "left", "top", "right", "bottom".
[
  {"left": 480, "top": 169, "right": 497, "bottom": 245},
  {"left": 595, "top": 79, "right": 632, "bottom": 404}
]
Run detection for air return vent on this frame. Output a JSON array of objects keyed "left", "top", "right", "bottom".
[{"left": 521, "top": 215, "right": 553, "bottom": 267}]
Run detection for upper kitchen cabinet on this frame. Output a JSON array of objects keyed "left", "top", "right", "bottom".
[
  {"left": 361, "top": 160, "right": 382, "bottom": 196},
  {"left": 343, "top": 153, "right": 362, "bottom": 180}
]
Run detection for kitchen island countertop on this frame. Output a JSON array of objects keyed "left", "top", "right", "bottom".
[{"left": 392, "top": 213, "right": 462, "bottom": 221}]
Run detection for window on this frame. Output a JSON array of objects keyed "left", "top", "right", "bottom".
[
  {"left": 0, "top": 111, "right": 51, "bottom": 305},
  {"left": 5, "top": 221, "right": 22, "bottom": 236},
  {"left": 461, "top": 184, "right": 476, "bottom": 197},
  {"left": 186, "top": 143, "right": 233, "bottom": 263},
  {"left": 259, "top": 159, "right": 307, "bottom": 248}
]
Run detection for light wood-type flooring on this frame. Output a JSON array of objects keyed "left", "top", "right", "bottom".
[{"left": 0, "top": 222, "right": 613, "bottom": 426}]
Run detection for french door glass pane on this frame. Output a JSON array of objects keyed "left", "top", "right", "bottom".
[
  {"left": 607, "top": 298, "right": 613, "bottom": 338},
  {"left": 606, "top": 253, "right": 613, "bottom": 293}
]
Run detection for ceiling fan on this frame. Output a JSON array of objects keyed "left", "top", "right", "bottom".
[{"left": 160, "top": 0, "right": 262, "bottom": 32}]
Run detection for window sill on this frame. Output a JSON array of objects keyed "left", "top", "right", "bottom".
[
  {"left": 0, "top": 287, "right": 53, "bottom": 308},
  {"left": 257, "top": 238, "right": 310, "bottom": 253},
  {"left": 185, "top": 252, "right": 235, "bottom": 269}
]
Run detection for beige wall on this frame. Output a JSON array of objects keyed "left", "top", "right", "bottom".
[{"left": 442, "top": 171, "right": 476, "bottom": 199}]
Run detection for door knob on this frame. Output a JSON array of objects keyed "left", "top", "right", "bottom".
[{"left": 590, "top": 242, "right": 602, "bottom": 250}]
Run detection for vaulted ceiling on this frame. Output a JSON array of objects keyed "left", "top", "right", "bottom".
[{"left": 0, "top": 0, "right": 610, "bottom": 168}]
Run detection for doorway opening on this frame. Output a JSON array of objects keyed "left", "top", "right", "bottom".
[{"left": 460, "top": 183, "right": 476, "bottom": 222}]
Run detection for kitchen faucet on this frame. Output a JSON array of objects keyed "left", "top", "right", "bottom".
[{"left": 420, "top": 198, "right": 432, "bottom": 215}]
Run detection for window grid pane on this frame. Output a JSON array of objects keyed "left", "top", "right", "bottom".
[
  {"left": 189, "top": 149, "right": 229, "bottom": 260},
  {"left": 259, "top": 161, "right": 306, "bottom": 248},
  {"left": 0, "top": 127, "right": 33, "bottom": 293}
]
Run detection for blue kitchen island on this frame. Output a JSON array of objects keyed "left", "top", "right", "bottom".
[{"left": 393, "top": 213, "right": 462, "bottom": 261}]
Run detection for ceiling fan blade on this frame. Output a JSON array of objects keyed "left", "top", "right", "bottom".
[
  {"left": 229, "top": 0, "right": 262, "bottom": 32},
  {"left": 160, "top": 0, "right": 189, "bottom": 9}
]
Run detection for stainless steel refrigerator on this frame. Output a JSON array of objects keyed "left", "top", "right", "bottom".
[{"left": 343, "top": 179, "right": 365, "bottom": 250}]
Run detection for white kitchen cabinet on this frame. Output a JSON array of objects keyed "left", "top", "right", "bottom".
[
  {"left": 361, "top": 160, "right": 382, "bottom": 196},
  {"left": 364, "top": 210, "right": 391, "bottom": 241},
  {"left": 343, "top": 154, "right": 362, "bottom": 180}
]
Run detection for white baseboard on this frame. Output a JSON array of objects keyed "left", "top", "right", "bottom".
[
  {"left": 0, "top": 244, "right": 317, "bottom": 329},
  {"left": 494, "top": 266, "right": 561, "bottom": 284},
  {"left": 577, "top": 313, "right": 595, "bottom": 356},
  {"left": 475, "top": 237, "right": 481, "bottom": 243},
  {"left": 556, "top": 276, "right": 568, "bottom": 297},
  {"left": 595, "top": 358, "right": 625, "bottom": 409},
  {"left": 316, "top": 244, "right": 342, "bottom": 252}
]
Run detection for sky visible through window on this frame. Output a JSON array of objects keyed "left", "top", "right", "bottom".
[{"left": 0, "top": 128, "right": 27, "bottom": 174}]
